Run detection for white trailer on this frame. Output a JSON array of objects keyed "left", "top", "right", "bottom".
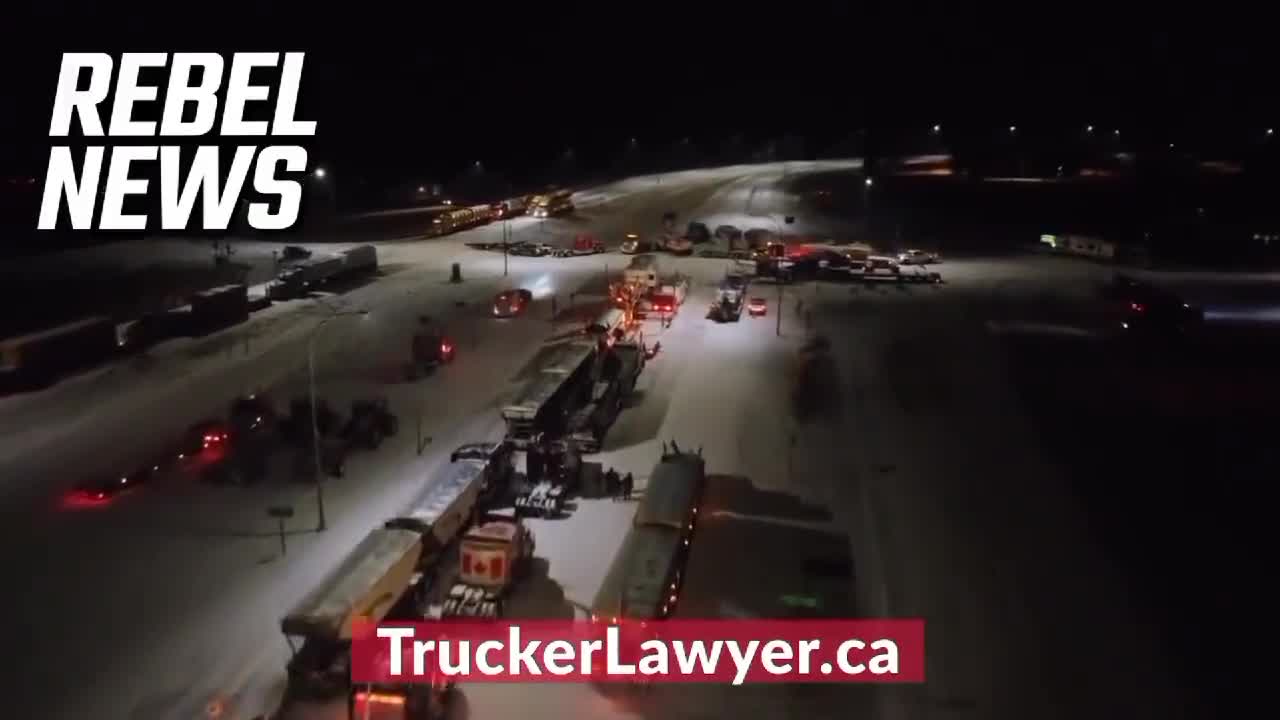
[{"left": 624, "top": 254, "right": 662, "bottom": 289}]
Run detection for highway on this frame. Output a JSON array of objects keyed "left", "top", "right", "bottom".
[{"left": 0, "top": 160, "right": 1201, "bottom": 720}]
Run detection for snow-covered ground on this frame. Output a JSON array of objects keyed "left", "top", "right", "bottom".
[
  {"left": 1, "top": 160, "right": 1210, "bottom": 720},
  {"left": 0, "top": 163, "right": 789, "bottom": 720}
]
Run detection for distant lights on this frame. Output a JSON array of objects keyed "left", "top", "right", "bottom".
[
  {"left": 932, "top": 124, "right": 941, "bottom": 133},
  {"left": 1008, "top": 125, "right": 1017, "bottom": 133},
  {"left": 864, "top": 177, "right": 873, "bottom": 187},
  {"left": 1086, "top": 125, "right": 1094, "bottom": 133},
  {"left": 1113, "top": 129, "right": 1121, "bottom": 137},
  {"left": 313, "top": 167, "right": 326, "bottom": 179},
  {"left": 1268, "top": 128, "right": 1275, "bottom": 136}
]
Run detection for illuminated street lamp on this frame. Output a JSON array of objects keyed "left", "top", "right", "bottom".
[
  {"left": 1086, "top": 125, "right": 1094, "bottom": 133},
  {"left": 864, "top": 177, "right": 873, "bottom": 187},
  {"left": 1008, "top": 125, "right": 1017, "bottom": 134},
  {"left": 313, "top": 167, "right": 326, "bottom": 179},
  {"left": 1268, "top": 128, "right": 1275, "bottom": 137},
  {"left": 932, "top": 124, "right": 941, "bottom": 134}
]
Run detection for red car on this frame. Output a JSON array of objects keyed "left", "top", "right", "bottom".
[{"left": 748, "top": 297, "right": 767, "bottom": 317}]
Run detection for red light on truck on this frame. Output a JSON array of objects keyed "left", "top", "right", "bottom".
[{"left": 1131, "top": 302, "right": 1145, "bottom": 313}]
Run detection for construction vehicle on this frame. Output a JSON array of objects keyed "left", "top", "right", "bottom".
[
  {"left": 340, "top": 397, "right": 399, "bottom": 450},
  {"left": 442, "top": 514, "right": 536, "bottom": 618},
  {"left": 405, "top": 322, "right": 456, "bottom": 380}
]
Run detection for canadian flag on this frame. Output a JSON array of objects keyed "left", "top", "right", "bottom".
[{"left": 463, "top": 548, "right": 506, "bottom": 582}]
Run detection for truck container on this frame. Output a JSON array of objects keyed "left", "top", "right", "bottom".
[
  {"left": 0, "top": 316, "right": 117, "bottom": 390},
  {"left": 280, "top": 527, "right": 424, "bottom": 699},
  {"left": 338, "top": 244, "right": 378, "bottom": 278},
  {"left": 268, "top": 256, "right": 344, "bottom": 299},
  {"left": 385, "top": 455, "right": 489, "bottom": 566},
  {"left": 190, "top": 283, "right": 249, "bottom": 333}
]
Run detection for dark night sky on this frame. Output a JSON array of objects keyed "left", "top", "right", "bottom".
[{"left": 2, "top": 3, "right": 1277, "bottom": 181}]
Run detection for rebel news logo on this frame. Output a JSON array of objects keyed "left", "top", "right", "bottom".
[{"left": 38, "top": 52, "right": 316, "bottom": 232}]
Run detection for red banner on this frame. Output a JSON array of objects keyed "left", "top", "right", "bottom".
[{"left": 351, "top": 619, "right": 924, "bottom": 684}]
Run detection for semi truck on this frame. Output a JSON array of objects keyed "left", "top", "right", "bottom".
[
  {"left": 189, "top": 283, "right": 249, "bottom": 334},
  {"left": 280, "top": 527, "right": 426, "bottom": 700},
  {"left": 268, "top": 255, "right": 345, "bottom": 299},
  {"left": 442, "top": 514, "right": 536, "bottom": 618},
  {"left": 708, "top": 277, "right": 746, "bottom": 322},
  {"left": 0, "top": 316, "right": 117, "bottom": 390},
  {"left": 501, "top": 341, "right": 598, "bottom": 448},
  {"left": 624, "top": 254, "right": 661, "bottom": 289},
  {"left": 592, "top": 442, "right": 705, "bottom": 623},
  {"left": 565, "top": 337, "right": 645, "bottom": 452}
]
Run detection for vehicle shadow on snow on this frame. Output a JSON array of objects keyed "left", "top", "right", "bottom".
[
  {"left": 591, "top": 474, "right": 860, "bottom": 718},
  {"left": 504, "top": 557, "right": 576, "bottom": 619}
]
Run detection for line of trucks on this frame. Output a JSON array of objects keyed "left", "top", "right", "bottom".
[
  {"left": 0, "top": 245, "right": 380, "bottom": 393},
  {"left": 274, "top": 438, "right": 704, "bottom": 720}
]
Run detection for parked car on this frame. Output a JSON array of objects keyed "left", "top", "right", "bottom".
[{"left": 748, "top": 297, "right": 768, "bottom": 317}]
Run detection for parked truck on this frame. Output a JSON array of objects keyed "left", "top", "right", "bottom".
[
  {"left": 190, "top": 283, "right": 249, "bottom": 334},
  {"left": 0, "top": 316, "right": 117, "bottom": 391},
  {"left": 339, "top": 244, "right": 378, "bottom": 278},
  {"left": 565, "top": 337, "right": 645, "bottom": 452},
  {"left": 268, "top": 255, "right": 345, "bottom": 300},
  {"left": 708, "top": 277, "right": 746, "bottom": 322},
  {"left": 441, "top": 514, "right": 536, "bottom": 618},
  {"left": 624, "top": 254, "right": 662, "bottom": 290}
]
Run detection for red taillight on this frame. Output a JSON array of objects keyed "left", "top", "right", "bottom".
[
  {"left": 441, "top": 343, "right": 453, "bottom": 354},
  {"left": 1131, "top": 302, "right": 1145, "bottom": 313}
]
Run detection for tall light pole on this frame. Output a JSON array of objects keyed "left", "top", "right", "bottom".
[{"left": 308, "top": 308, "right": 368, "bottom": 531}]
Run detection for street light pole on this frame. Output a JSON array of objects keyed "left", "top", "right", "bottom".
[
  {"left": 307, "top": 309, "right": 367, "bottom": 532},
  {"left": 503, "top": 220, "right": 509, "bottom": 277},
  {"left": 308, "top": 335, "right": 326, "bottom": 531}
]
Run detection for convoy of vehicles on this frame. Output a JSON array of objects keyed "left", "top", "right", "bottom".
[{"left": 592, "top": 443, "right": 705, "bottom": 623}]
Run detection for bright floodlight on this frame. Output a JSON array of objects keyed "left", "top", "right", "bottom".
[
  {"left": 932, "top": 124, "right": 941, "bottom": 133},
  {"left": 1086, "top": 125, "right": 1094, "bottom": 133},
  {"left": 1269, "top": 128, "right": 1275, "bottom": 136},
  {"left": 1008, "top": 125, "right": 1017, "bottom": 133},
  {"left": 418, "top": 186, "right": 425, "bottom": 193},
  {"left": 1113, "top": 129, "right": 1120, "bottom": 136},
  {"left": 865, "top": 177, "right": 873, "bottom": 187},
  {"left": 314, "top": 167, "right": 326, "bottom": 179}
]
